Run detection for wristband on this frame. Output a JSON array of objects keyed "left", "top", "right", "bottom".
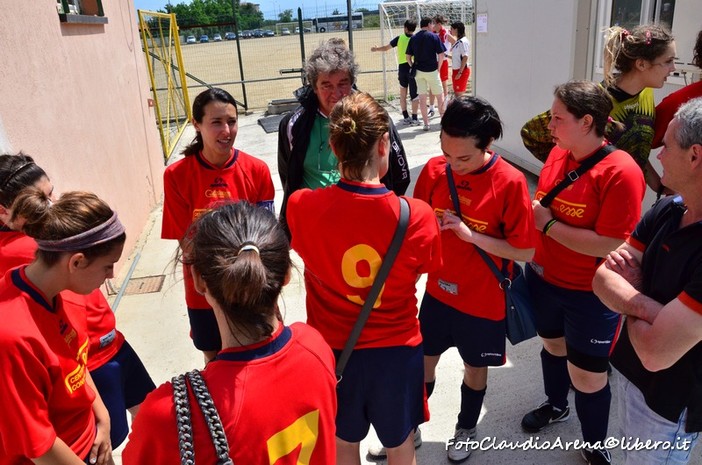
[{"left": 543, "top": 218, "right": 558, "bottom": 235}]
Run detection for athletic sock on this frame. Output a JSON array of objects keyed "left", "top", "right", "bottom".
[
  {"left": 425, "top": 380, "right": 436, "bottom": 399},
  {"left": 402, "top": 110, "right": 410, "bottom": 119},
  {"left": 541, "top": 348, "right": 569, "bottom": 411},
  {"left": 429, "top": 105, "right": 435, "bottom": 112},
  {"left": 411, "top": 114, "right": 418, "bottom": 120},
  {"left": 574, "top": 383, "right": 611, "bottom": 445},
  {"left": 457, "top": 383, "right": 486, "bottom": 430}
]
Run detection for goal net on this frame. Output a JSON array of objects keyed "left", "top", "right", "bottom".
[{"left": 378, "top": 0, "right": 474, "bottom": 100}]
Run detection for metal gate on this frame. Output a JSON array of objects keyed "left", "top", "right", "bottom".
[{"left": 138, "top": 10, "right": 191, "bottom": 163}]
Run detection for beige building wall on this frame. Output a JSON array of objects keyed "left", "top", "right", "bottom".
[{"left": 0, "top": 1, "right": 165, "bottom": 274}]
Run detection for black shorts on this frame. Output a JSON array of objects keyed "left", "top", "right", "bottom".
[
  {"left": 419, "top": 292, "right": 506, "bottom": 367},
  {"left": 398, "top": 63, "right": 418, "bottom": 100}
]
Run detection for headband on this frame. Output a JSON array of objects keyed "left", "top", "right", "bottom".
[
  {"left": 35, "top": 211, "right": 125, "bottom": 252},
  {"left": 1, "top": 162, "right": 35, "bottom": 190}
]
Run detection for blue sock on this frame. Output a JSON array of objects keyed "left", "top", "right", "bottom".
[
  {"left": 425, "top": 380, "right": 436, "bottom": 399},
  {"left": 541, "top": 348, "right": 569, "bottom": 410},
  {"left": 574, "top": 383, "right": 611, "bottom": 445},
  {"left": 457, "top": 383, "right": 485, "bottom": 430}
]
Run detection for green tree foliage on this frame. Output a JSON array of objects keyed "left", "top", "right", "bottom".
[
  {"left": 278, "top": 9, "right": 293, "bottom": 23},
  {"left": 162, "top": 0, "right": 264, "bottom": 30}
]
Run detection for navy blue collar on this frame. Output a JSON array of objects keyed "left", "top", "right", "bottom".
[
  {"left": 214, "top": 326, "right": 292, "bottom": 362},
  {"left": 336, "top": 179, "right": 390, "bottom": 195},
  {"left": 470, "top": 152, "right": 499, "bottom": 175},
  {"left": 195, "top": 149, "right": 239, "bottom": 170},
  {"left": 11, "top": 268, "right": 54, "bottom": 313}
]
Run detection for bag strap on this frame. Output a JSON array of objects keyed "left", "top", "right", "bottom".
[
  {"left": 172, "top": 370, "right": 233, "bottom": 465},
  {"left": 335, "top": 197, "right": 410, "bottom": 380},
  {"left": 539, "top": 144, "right": 615, "bottom": 208},
  {"left": 446, "top": 164, "right": 511, "bottom": 288}
]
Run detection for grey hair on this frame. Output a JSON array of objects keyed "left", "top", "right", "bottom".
[
  {"left": 673, "top": 97, "right": 702, "bottom": 149},
  {"left": 305, "top": 38, "right": 359, "bottom": 88}
]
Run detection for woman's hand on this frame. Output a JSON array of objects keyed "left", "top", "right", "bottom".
[
  {"left": 532, "top": 200, "right": 553, "bottom": 231},
  {"left": 440, "top": 210, "right": 473, "bottom": 243},
  {"left": 88, "top": 418, "right": 112, "bottom": 465}
]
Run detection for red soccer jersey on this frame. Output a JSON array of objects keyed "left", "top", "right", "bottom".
[
  {"left": 532, "top": 145, "right": 645, "bottom": 290},
  {"left": 161, "top": 149, "right": 275, "bottom": 309},
  {"left": 0, "top": 268, "right": 96, "bottom": 464},
  {"left": 123, "top": 323, "right": 337, "bottom": 465},
  {"left": 0, "top": 229, "right": 124, "bottom": 371},
  {"left": 651, "top": 81, "right": 702, "bottom": 149},
  {"left": 287, "top": 180, "right": 442, "bottom": 350},
  {"left": 414, "top": 154, "right": 536, "bottom": 320}
]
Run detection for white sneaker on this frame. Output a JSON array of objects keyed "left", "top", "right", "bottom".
[
  {"left": 409, "top": 119, "right": 421, "bottom": 126},
  {"left": 447, "top": 427, "right": 476, "bottom": 463},
  {"left": 423, "top": 124, "right": 430, "bottom": 131},
  {"left": 400, "top": 116, "right": 412, "bottom": 125},
  {"left": 367, "top": 428, "right": 422, "bottom": 458}
]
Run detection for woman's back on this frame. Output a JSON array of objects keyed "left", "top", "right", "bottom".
[
  {"left": 288, "top": 182, "right": 441, "bottom": 350},
  {"left": 123, "top": 322, "right": 336, "bottom": 464}
]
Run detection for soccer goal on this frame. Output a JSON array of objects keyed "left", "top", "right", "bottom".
[{"left": 378, "top": 0, "right": 474, "bottom": 101}]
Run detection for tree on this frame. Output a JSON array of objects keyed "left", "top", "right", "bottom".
[
  {"left": 278, "top": 9, "right": 293, "bottom": 23},
  {"left": 332, "top": 8, "right": 340, "bottom": 14}
]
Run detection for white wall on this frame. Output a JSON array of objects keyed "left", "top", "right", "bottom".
[{"left": 473, "top": 0, "right": 587, "bottom": 174}]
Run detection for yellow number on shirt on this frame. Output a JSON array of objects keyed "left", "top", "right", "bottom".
[
  {"left": 341, "top": 244, "right": 383, "bottom": 308},
  {"left": 266, "top": 410, "right": 320, "bottom": 464}
]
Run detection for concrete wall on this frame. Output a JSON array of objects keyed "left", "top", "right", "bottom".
[{"left": 0, "top": 2, "right": 164, "bottom": 275}]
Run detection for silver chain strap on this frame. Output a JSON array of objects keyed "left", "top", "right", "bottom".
[{"left": 172, "top": 370, "right": 233, "bottom": 465}]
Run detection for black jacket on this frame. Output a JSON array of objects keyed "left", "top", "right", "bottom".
[{"left": 277, "top": 86, "right": 410, "bottom": 237}]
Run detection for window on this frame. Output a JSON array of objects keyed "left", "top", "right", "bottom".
[{"left": 57, "top": 0, "right": 108, "bottom": 24}]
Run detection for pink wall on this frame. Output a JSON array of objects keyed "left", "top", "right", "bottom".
[{"left": 0, "top": 2, "right": 165, "bottom": 275}]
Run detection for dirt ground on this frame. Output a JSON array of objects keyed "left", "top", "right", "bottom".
[{"left": 173, "top": 28, "right": 470, "bottom": 110}]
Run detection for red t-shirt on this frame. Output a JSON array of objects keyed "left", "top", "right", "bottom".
[
  {"left": 651, "top": 81, "right": 702, "bottom": 149},
  {"left": 414, "top": 154, "right": 536, "bottom": 320},
  {"left": 0, "top": 228, "right": 124, "bottom": 370},
  {"left": 123, "top": 323, "right": 337, "bottom": 465},
  {"left": 161, "top": 149, "right": 275, "bottom": 309},
  {"left": 288, "top": 180, "right": 442, "bottom": 349},
  {"left": 0, "top": 268, "right": 96, "bottom": 464},
  {"left": 532, "top": 145, "right": 645, "bottom": 290}
]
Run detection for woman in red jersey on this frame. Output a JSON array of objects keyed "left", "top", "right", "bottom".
[
  {"left": 287, "top": 92, "right": 442, "bottom": 465},
  {"left": 520, "top": 81, "right": 646, "bottom": 465},
  {"left": 124, "top": 201, "right": 337, "bottom": 464},
  {"left": 0, "top": 153, "right": 155, "bottom": 449},
  {"left": 161, "top": 88, "right": 275, "bottom": 362},
  {"left": 0, "top": 189, "right": 126, "bottom": 465}
]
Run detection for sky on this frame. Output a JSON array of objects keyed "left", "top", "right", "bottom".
[{"left": 133, "top": 0, "right": 375, "bottom": 20}]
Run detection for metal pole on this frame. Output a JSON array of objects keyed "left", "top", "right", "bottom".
[
  {"left": 298, "top": 7, "right": 307, "bottom": 85},
  {"left": 231, "top": 0, "right": 249, "bottom": 111},
  {"left": 346, "top": 0, "right": 353, "bottom": 50}
]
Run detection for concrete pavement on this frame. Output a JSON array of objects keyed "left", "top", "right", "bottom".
[{"left": 110, "top": 106, "right": 700, "bottom": 464}]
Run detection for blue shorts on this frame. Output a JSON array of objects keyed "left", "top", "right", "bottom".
[
  {"left": 334, "top": 345, "right": 424, "bottom": 447},
  {"left": 419, "top": 292, "right": 506, "bottom": 367},
  {"left": 187, "top": 307, "right": 222, "bottom": 352},
  {"left": 90, "top": 341, "right": 156, "bottom": 447},
  {"left": 526, "top": 264, "right": 621, "bottom": 372},
  {"left": 398, "top": 63, "right": 418, "bottom": 100}
]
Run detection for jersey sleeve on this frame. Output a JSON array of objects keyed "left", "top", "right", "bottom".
[
  {"left": 521, "top": 110, "right": 554, "bottom": 163},
  {"left": 412, "top": 159, "right": 440, "bottom": 204},
  {"left": 253, "top": 162, "right": 276, "bottom": 213},
  {"left": 161, "top": 166, "right": 191, "bottom": 240},
  {"left": 0, "top": 336, "right": 57, "bottom": 459},
  {"left": 286, "top": 188, "right": 311, "bottom": 252},
  {"left": 502, "top": 174, "right": 537, "bottom": 249},
  {"left": 680, "top": 265, "right": 702, "bottom": 315},
  {"left": 122, "top": 384, "right": 179, "bottom": 464},
  {"left": 409, "top": 199, "right": 443, "bottom": 276},
  {"left": 594, "top": 157, "right": 646, "bottom": 239},
  {"left": 390, "top": 36, "right": 399, "bottom": 47}
]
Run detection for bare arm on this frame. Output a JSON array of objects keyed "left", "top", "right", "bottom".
[
  {"left": 31, "top": 438, "right": 89, "bottom": 465},
  {"left": 628, "top": 299, "right": 702, "bottom": 371},
  {"left": 533, "top": 201, "right": 623, "bottom": 257},
  {"left": 592, "top": 244, "right": 659, "bottom": 322},
  {"left": 86, "top": 371, "right": 112, "bottom": 465},
  {"left": 441, "top": 210, "right": 535, "bottom": 262},
  {"left": 371, "top": 44, "right": 393, "bottom": 52}
]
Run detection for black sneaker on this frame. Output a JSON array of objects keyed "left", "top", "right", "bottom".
[
  {"left": 521, "top": 401, "right": 570, "bottom": 433},
  {"left": 581, "top": 448, "right": 612, "bottom": 465}
]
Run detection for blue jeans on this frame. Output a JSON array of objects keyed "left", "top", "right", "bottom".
[{"left": 615, "top": 370, "right": 699, "bottom": 464}]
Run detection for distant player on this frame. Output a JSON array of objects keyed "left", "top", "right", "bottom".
[{"left": 161, "top": 87, "right": 274, "bottom": 362}]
